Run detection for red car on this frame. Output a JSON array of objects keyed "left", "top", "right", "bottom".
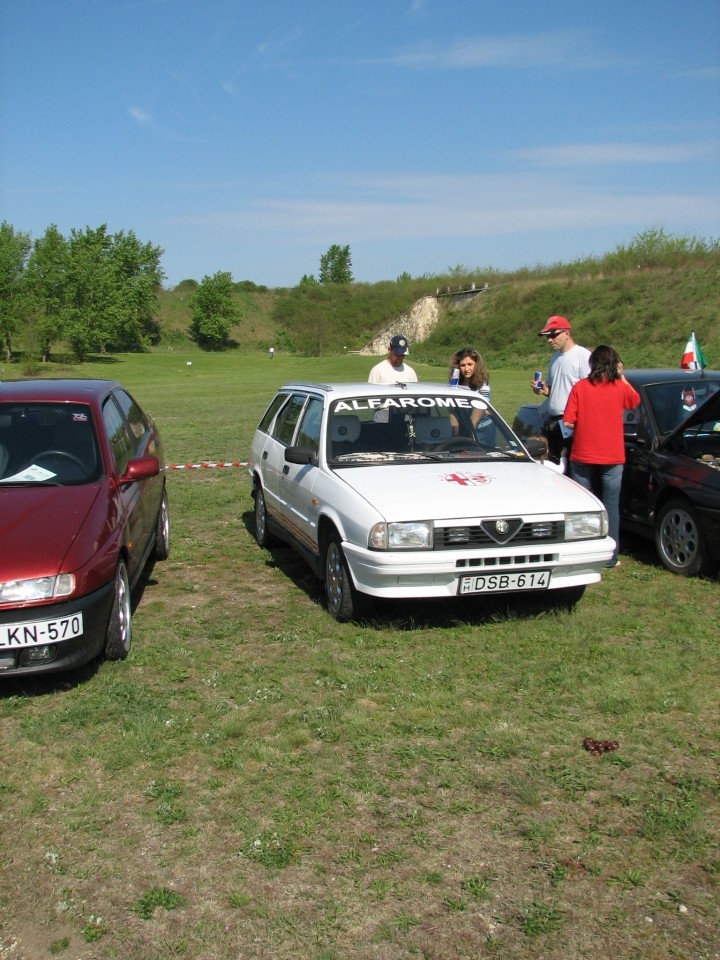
[{"left": 0, "top": 379, "right": 170, "bottom": 676}]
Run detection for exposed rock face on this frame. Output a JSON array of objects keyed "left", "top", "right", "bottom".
[{"left": 358, "top": 296, "right": 440, "bottom": 356}]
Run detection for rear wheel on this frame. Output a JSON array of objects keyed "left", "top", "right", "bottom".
[
  {"left": 254, "top": 485, "right": 279, "bottom": 548},
  {"left": 105, "top": 561, "right": 132, "bottom": 660},
  {"left": 655, "top": 499, "right": 711, "bottom": 576},
  {"left": 324, "top": 534, "right": 373, "bottom": 622},
  {"left": 153, "top": 488, "right": 170, "bottom": 560}
]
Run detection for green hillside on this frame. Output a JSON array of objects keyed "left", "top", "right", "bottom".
[{"left": 156, "top": 233, "right": 720, "bottom": 369}]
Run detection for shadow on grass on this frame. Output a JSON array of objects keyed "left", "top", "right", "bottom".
[{"left": 242, "top": 511, "right": 584, "bottom": 630}]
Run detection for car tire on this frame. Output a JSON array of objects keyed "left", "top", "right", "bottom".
[
  {"left": 551, "top": 585, "right": 586, "bottom": 608},
  {"left": 254, "top": 485, "right": 279, "bottom": 548},
  {"left": 324, "top": 534, "right": 373, "bottom": 622},
  {"left": 105, "top": 560, "right": 132, "bottom": 660},
  {"left": 153, "top": 488, "right": 170, "bottom": 561},
  {"left": 655, "top": 499, "right": 711, "bottom": 577}
]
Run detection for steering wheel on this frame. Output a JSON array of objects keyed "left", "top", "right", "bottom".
[
  {"left": 33, "top": 450, "right": 86, "bottom": 471},
  {"left": 435, "top": 436, "right": 485, "bottom": 452}
]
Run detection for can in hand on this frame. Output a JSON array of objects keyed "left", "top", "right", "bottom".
[{"left": 534, "top": 371, "right": 544, "bottom": 391}]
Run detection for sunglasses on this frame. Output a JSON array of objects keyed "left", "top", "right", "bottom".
[{"left": 546, "top": 330, "right": 567, "bottom": 338}]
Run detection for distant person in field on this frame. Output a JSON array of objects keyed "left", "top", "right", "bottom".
[{"left": 368, "top": 335, "right": 418, "bottom": 384}]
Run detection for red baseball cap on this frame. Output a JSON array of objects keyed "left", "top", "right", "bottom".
[{"left": 538, "top": 315, "right": 572, "bottom": 336}]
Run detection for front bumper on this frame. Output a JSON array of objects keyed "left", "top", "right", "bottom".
[
  {"left": 0, "top": 580, "right": 115, "bottom": 677},
  {"left": 342, "top": 536, "right": 615, "bottom": 599}
]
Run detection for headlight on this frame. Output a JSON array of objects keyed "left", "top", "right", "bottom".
[
  {"left": 564, "top": 511, "right": 608, "bottom": 541},
  {"left": 369, "top": 521, "right": 434, "bottom": 550},
  {"left": 0, "top": 574, "right": 75, "bottom": 604}
]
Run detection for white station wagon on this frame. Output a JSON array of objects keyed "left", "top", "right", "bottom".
[{"left": 249, "top": 382, "right": 614, "bottom": 620}]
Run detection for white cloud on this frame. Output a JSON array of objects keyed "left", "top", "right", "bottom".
[
  {"left": 512, "top": 142, "right": 716, "bottom": 166},
  {"left": 128, "top": 107, "right": 152, "bottom": 126},
  {"left": 385, "top": 30, "right": 625, "bottom": 70}
]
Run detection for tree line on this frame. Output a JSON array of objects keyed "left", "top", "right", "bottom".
[
  {"left": 0, "top": 221, "right": 165, "bottom": 362},
  {"left": 0, "top": 222, "right": 357, "bottom": 358}
]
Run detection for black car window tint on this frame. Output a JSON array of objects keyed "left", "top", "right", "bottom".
[
  {"left": 258, "top": 394, "right": 290, "bottom": 433},
  {"left": 114, "top": 389, "right": 149, "bottom": 447},
  {"left": 103, "top": 396, "right": 134, "bottom": 474},
  {"left": 295, "top": 398, "right": 323, "bottom": 453},
  {"left": 273, "top": 395, "right": 306, "bottom": 446}
]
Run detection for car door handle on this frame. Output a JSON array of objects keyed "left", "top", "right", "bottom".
[
  {"left": 262, "top": 451, "right": 269, "bottom": 460},
  {"left": 283, "top": 465, "right": 290, "bottom": 475}
]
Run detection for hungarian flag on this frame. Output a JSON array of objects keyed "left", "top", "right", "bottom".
[{"left": 680, "top": 331, "right": 707, "bottom": 371}]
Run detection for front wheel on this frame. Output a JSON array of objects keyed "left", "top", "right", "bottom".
[
  {"left": 254, "top": 485, "right": 279, "bottom": 548},
  {"left": 655, "top": 499, "right": 712, "bottom": 577},
  {"left": 324, "top": 535, "right": 373, "bottom": 622},
  {"left": 153, "top": 488, "right": 170, "bottom": 561},
  {"left": 105, "top": 561, "right": 132, "bottom": 660}
]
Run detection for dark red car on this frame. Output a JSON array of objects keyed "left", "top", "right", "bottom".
[{"left": 0, "top": 379, "right": 170, "bottom": 676}]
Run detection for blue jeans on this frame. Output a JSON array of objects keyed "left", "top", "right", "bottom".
[{"left": 571, "top": 462, "right": 623, "bottom": 565}]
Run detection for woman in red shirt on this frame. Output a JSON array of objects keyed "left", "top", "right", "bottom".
[{"left": 563, "top": 345, "right": 640, "bottom": 569}]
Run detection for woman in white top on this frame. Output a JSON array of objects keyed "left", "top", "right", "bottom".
[{"left": 448, "top": 347, "right": 491, "bottom": 435}]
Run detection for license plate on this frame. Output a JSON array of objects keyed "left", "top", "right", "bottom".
[
  {"left": 0, "top": 613, "right": 84, "bottom": 649},
  {"left": 459, "top": 570, "right": 550, "bottom": 595}
]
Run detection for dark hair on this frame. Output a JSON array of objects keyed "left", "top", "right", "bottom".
[
  {"left": 588, "top": 344, "right": 622, "bottom": 384},
  {"left": 449, "top": 347, "right": 489, "bottom": 389}
]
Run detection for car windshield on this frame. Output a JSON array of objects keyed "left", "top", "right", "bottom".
[
  {"left": 645, "top": 381, "right": 720, "bottom": 436},
  {"left": 327, "top": 394, "right": 527, "bottom": 465},
  {"left": 0, "top": 403, "right": 102, "bottom": 485}
]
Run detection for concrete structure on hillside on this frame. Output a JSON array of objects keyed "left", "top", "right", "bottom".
[{"left": 357, "top": 285, "right": 490, "bottom": 356}]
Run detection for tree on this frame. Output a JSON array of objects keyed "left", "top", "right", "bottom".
[
  {"left": 62, "top": 225, "right": 164, "bottom": 360},
  {"left": 0, "top": 221, "right": 31, "bottom": 362},
  {"left": 189, "top": 271, "right": 238, "bottom": 350},
  {"left": 319, "top": 244, "right": 353, "bottom": 284},
  {"left": 25, "top": 225, "right": 70, "bottom": 361}
]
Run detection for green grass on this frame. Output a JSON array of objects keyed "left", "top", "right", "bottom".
[{"left": 0, "top": 352, "right": 718, "bottom": 959}]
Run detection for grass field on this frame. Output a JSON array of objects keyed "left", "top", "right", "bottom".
[{"left": 1, "top": 352, "right": 718, "bottom": 960}]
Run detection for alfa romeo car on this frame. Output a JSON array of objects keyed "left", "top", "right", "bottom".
[
  {"left": 0, "top": 379, "right": 170, "bottom": 676},
  {"left": 513, "top": 369, "right": 720, "bottom": 577},
  {"left": 249, "top": 382, "right": 613, "bottom": 620}
]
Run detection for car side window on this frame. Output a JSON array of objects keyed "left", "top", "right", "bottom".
[
  {"left": 113, "top": 389, "right": 149, "bottom": 448},
  {"left": 258, "top": 393, "right": 290, "bottom": 433},
  {"left": 295, "top": 398, "right": 323, "bottom": 454},
  {"left": 273, "top": 395, "right": 306, "bottom": 446},
  {"left": 103, "top": 396, "right": 135, "bottom": 474}
]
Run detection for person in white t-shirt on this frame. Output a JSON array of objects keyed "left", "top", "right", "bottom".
[
  {"left": 530, "top": 315, "right": 590, "bottom": 465},
  {"left": 368, "top": 335, "right": 418, "bottom": 384}
]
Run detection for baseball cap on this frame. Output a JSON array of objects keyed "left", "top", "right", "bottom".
[
  {"left": 390, "top": 335, "right": 409, "bottom": 355},
  {"left": 538, "top": 315, "right": 572, "bottom": 336}
]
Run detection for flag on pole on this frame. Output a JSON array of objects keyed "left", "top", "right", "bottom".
[{"left": 680, "top": 331, "right": 707, "bottom": 371}]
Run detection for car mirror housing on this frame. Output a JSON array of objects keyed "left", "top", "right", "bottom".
[
  {"left": 120, "top": 455, "right": 161, "bottom": 484},
  {"left": 285, "top": 446, "right": 317, "bottom": 466}
]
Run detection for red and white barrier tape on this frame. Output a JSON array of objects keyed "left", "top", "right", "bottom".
[{"left": 166, "top": 460, "right": 249, "bottom": 470}]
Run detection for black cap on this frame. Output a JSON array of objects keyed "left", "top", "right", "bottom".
[{"left": 390, "top": 335, "right": 409, "bottom": 355}]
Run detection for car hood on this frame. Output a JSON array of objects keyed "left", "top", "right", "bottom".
[
  {"left": 0, "top": 484, "right": 104, "bottom": 580},
  {"left": 334, "top": 460, "right": 602, "bottom": 520},
  {"left": 661, "top": 385, "right": 720, "bottom": 448}
]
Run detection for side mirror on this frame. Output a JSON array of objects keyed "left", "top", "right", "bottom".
[
  {"left": 120, "top": 455, "right": 161, "bottom": 484},
  {"left": 285, "top": 446, "right": 317, "bottom": 466},
  {"left": 525, "top": 438, "right": 548, "bottom": 460}
]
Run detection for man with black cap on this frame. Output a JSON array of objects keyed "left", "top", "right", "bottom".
[
  {"left": 531, "top": 315, "right": 590, "bottom": 465},
  {"left": 368, "top": 334, "right": 418, "bottom": 384}
]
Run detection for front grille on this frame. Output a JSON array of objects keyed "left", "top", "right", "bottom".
[{"left": 434, "top": 520, "right": 562, "bottom": 550}]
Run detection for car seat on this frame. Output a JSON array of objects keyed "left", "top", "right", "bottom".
[
  {"left": 331, "top": 415, "right": 361, "bottom": 456},
  {"left": 0, "top": 442, "right": 8, "bottom": 478},
  {"left": 414, "top": 416, "right": 452, "bottom": 447}
]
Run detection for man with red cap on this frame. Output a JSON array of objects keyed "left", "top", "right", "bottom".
[{"left": 531, "top": 315, "right": 590, "bottom": 466}]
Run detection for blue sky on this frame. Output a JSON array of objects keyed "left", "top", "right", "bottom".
[{"left": 1, "top": 0, "right": 718, "bottom": 288}]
